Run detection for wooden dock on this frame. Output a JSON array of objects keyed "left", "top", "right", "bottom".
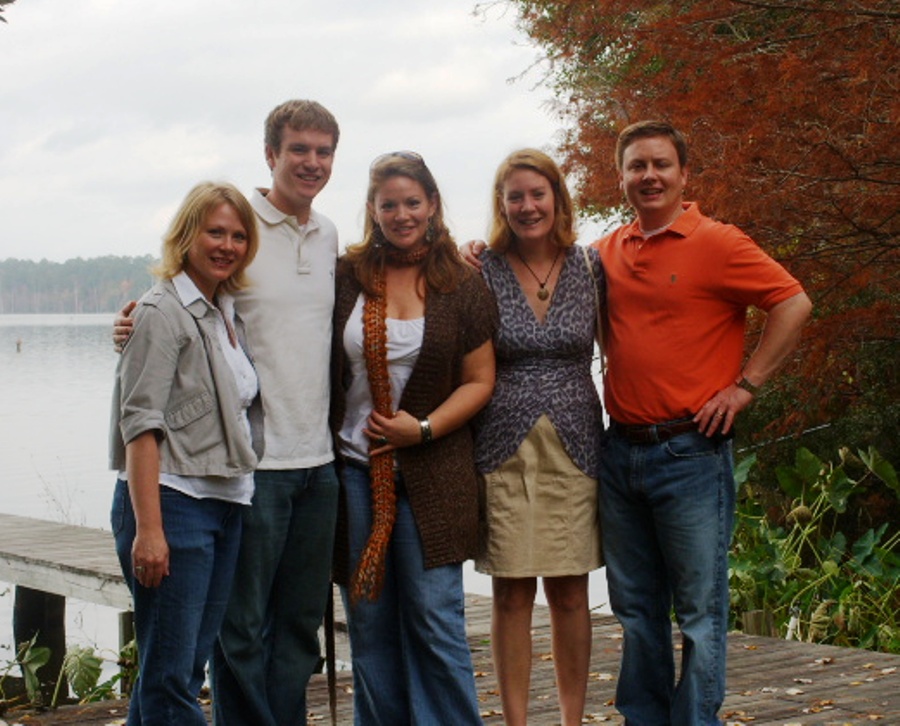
[
  {"left": 5, "top": 589, "right": 900, "bottom": 725},
  {"left": 0, "top": 513, "right": 129, "bottom": 611},
  {"left": 2, "top": 513, "right": 900, "bottom": 724}
]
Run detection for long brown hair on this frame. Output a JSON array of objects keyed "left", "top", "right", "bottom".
[{"left": 344, "top": 152, "right": 466, "bottom": 296}]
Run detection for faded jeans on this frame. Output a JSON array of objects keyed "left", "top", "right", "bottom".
[
  {"left": 599, "top": 428, "right": 736, "bottom": 726},
  {"left": 340, "top": 463, "right": 481, "bottom": 726},
  {"left": 112, "top": 479, "right": 243, "bottom": 726}
]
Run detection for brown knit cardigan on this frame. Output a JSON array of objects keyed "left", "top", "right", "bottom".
[{"left": 330, "top": 257, "right": 498, "bottom": 585}]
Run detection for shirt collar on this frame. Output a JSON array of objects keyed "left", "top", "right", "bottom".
[
  {"left": 251, "top": 188, "right": 321, "bottom": 233},
  {"left": 171, "top": 272, "right": 235, "bottom": 320},
  {"left": 623, "top": 201, "right": 702, "bottom": 242},
  {"left": 172, "top": 271, "right": 207, "bottom": 308},
  {"left": 669, "top": 201, "right": 701, "bottom": 236}
]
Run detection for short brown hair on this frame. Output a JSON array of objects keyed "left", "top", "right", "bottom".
[
  {"left": 615, "top": 120, "right": 688, "bottom": 171},
  {"left": 264, "top": 99, "right": 340, "bottom": 154}
]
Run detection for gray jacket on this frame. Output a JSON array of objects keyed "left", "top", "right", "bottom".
[{"left": 109, "top": 279, "right": 264, "bottom": 477}]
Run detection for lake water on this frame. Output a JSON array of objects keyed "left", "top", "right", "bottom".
[{"left": 0, "top": 314, "right": 608, "bottom": 672}]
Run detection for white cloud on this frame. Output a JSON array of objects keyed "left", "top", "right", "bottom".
[{"left": 0, "top": 0, "right": 567, "bottom": 261}]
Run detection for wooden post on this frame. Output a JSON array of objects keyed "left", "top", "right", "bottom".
[
  {"left": 118, "top": 611, "right": 135, "bottom": 694},
  {"left": 742, "top": 609, "right": 777, "bottom": 637},
  {"left": 13, "top": 585, "right": 68, "bottom": 705},
  {"left": 118, "top": 610, "right": 134, "bottom": 652}
]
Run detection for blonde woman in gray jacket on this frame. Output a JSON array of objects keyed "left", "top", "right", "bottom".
[{"left": 109, "top": 182, "right": 263, "bottom": 726}]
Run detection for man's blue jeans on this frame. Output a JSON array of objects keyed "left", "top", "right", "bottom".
[
  {"left": 340, "top": 464, "right": 482, "bottom": 725},
  {"left": 111, "top": 479, "right": 243, "bottom": 726},
  {"left": 598, "top": 428, "right": 736, "bottom": 726},
  {"left": 212, "top": 464, "right": 339, "bottom": 726}
]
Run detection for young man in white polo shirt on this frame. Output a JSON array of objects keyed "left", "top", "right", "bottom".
[
  {"left": 211, "top": 99, "right": 341, "bottom": 726},
  {"left": 115, "top": 99, "right": 341, "bottom": 725}
]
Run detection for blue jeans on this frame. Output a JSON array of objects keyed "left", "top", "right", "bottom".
[
  {"left": 212, "top": 464, "right": 339, "bottom": 726},
  {"left": 111, "top": 479, "right": 243, "bottom": 726},
  {"left": 340, "top": 464, "right": 481, "bottom": 726},
  {"left": 598, "top": 429, "right": 735, "bottom": 726}
]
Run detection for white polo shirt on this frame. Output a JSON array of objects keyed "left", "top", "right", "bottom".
[{"left": 234, "top": 188, "right": 337, "bottom": 470}]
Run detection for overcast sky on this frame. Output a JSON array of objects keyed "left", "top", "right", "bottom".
[{"left": 1, "top": 0, "right": 612, "bottom": 263}]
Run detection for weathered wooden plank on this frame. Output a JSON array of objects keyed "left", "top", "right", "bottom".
[
  {"left": 5, "top": 558, "right": 900, "bottom": 724},
  {"left": 0, "top": 513, "right": 131, "bottom": 610}
]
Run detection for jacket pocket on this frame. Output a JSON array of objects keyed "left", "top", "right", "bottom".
[{"left": 166, "top": 390, "right": 214, "bottom": 430}]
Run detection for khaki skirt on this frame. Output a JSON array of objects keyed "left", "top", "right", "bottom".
[{"left": 476, "top": 414, "right": 601, "bottom": 578}]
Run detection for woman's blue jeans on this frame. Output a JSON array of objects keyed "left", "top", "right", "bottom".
[
  {"left": 111, "top": 479, "right": 243, "bottom": 726},
  {"left": 340, "top": 464, "right": 481, "bottom": 726},
  {"left": 598, "top": 429, "right": 735, "bottom": 726}
]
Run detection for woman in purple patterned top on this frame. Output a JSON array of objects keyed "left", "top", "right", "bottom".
[{"left": 474, "top": 149, "right": 604, "bottom": 726}]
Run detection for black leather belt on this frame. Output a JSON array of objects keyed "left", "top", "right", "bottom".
[{"left": 609, "top": 418, "right": 699, "bottom": 445}]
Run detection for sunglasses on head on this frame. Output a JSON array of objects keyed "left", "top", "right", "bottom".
[{"left": 370, "top": 150, "right": 425, "bottom": 169}]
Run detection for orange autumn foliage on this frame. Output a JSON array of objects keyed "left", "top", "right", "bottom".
[{"left": 490, "top": 0, "right": 899, "bottom": 454}]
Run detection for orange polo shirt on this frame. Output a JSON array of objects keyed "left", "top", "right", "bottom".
[{"left": 593, "top": 202, "right": 804, "bottom": 424}]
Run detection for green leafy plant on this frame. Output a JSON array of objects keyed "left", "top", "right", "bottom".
[
  {"left": 18, "top": 635, "right": 52, "bottom": 706},
  {"left": 0, "top": 633, "right": 51, "bottom": 712},
  {"left": 81, "top": 637, "right": 138, "bottom": 703},
  {"left": 50, "top": 645, "right": 103, "bottom": 707},
  {"left": 730, "top": 446, "right": 900, "bottom": 652},
  {"left": 54, "top": 638, "right": 140, "bottom": 706},
  {"left": 1, "top": 635, "right": 138, "bottom": 715}
]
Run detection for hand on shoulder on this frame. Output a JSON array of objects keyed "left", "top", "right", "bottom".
[
  {"left": 459, "top": 240, "right": 487, "bottom": 270},
  {"left": 113, "top": 300, "right": 137, "bottom": 353}
]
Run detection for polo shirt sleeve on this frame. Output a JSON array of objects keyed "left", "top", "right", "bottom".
[{"left": 719, "top": 229, "right": 805, "bottom": 312}]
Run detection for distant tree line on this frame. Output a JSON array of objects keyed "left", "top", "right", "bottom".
[{"left": 0, "top": 256, "right": 156, "bottom": 314}]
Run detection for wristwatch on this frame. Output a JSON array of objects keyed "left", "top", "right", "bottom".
[{"left": 735, "top": 375, "right": 760, "bottom": 394}]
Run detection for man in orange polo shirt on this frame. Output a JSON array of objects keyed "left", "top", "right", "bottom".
[{"left": 595, "top": 120, "right": 812, "bottom": 725}]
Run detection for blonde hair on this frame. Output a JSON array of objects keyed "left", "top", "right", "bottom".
[
  {"left": 154, "top": 182, "right": 259, "bottom": 294},
  {"left": 487, "top": 148, "right": 577, "bottom": 253}
]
